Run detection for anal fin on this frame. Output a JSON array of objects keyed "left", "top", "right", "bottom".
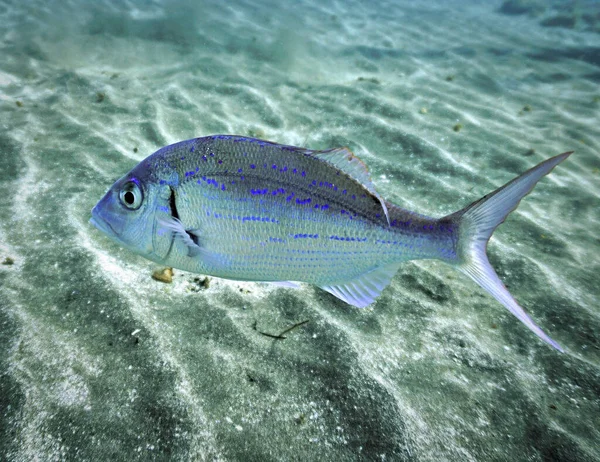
[{"left": 320, "top": 262, "right": 401, "bottom": 308}]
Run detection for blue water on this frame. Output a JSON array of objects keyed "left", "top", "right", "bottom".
[{"left": 1, "top": 0, "right": 599, "bottom": 460}]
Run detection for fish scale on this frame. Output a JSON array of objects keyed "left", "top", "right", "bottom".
[
  {"left": 168, "top": 136, "right": 450, "bottom": 283},
  {"left": 91, "top": 135, "right": 572, "bottom": 351}
]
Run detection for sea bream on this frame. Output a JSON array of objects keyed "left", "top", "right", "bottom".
[{"left": 90, "top": 135, "right": 572, "bottom": 351}]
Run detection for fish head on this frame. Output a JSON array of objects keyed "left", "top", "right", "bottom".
[{"left": 90, "top": 166, "right": 171, "bottom": 260}]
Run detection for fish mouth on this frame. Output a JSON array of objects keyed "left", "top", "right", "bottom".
[{"left": 89, "top": 208, "right": 117, "bottom": 239}]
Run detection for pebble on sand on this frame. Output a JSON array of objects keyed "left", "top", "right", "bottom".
[{"left": 152, "top": 267, "right": 174, "bottom": 283}]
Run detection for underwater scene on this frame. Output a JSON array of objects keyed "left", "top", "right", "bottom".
[{"left": 1, "top": 0, "right": 599, "bottom": 460}]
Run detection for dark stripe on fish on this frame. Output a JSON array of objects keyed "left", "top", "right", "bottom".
[
  {"left": 170, "top": 186, "right": 200, "bottom": 247},
  {"left": 169, "top": 186, "right": 180, "bottom": 221}
]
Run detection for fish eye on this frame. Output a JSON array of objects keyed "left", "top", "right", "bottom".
[{"left": 119, "top": 181, "right": 143, "bottom": 210}]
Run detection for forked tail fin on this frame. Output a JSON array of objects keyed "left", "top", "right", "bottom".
[{"left": 448, "top": 152, "right": 573, "bottom": 351}]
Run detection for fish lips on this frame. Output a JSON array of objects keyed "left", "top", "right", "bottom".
[
  {"left": 90, "top": 206, "right": 119, "bottom": 240},
  {"left": 90, "top": 192, "right": 125, "bottom": 240}
]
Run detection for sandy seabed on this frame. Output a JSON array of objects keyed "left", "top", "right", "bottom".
[{"left": 0, "top": 0, "right": 599, "bottom": 460}]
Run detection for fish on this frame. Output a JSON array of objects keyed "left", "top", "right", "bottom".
[{"left": 90, "top": 135, "right": 572, "bottom": 351}]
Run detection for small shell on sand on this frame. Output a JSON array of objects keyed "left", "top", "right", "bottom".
[{"left": 152, "top": 267, "right": 174, "bottom": 283}]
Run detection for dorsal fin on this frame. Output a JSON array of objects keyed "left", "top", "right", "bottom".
[{"left": 313, "top": 147, "right": 390, "bottom": 226}]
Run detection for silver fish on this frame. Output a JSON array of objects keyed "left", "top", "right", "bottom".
[{"left": 90, "top": 135, "right": 572, "bottom": 351}]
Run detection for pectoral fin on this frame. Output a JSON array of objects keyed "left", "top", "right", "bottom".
[{"left": 158, "top": 216, "right": 224, "bottom": 268}]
